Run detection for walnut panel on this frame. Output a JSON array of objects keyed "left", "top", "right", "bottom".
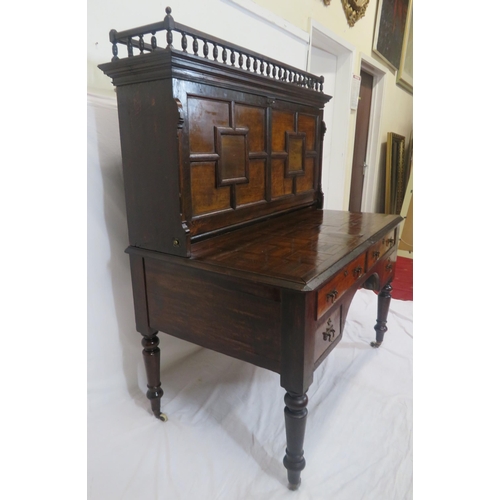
[
  {"left": 235, "top": 104, "right": 266, "bottom": 153},
  {"left": 188, "top": 97, "right": 230, "bottom": 153},
  {"left": 272, "top": 110, "right": 294, "bottom": 151},
  {"left": 285, "top": 132, "right": 306, "bottom": 176},
  {"left": 191, "top": 162, "right": 231, "bottom": 216},
  {"left": 296, "top": 158, "right": 315, "bottom": 193},
  {"left": 184, "top": 92, "right": 321, "bottom": 234},
  {"left": 298, "top": 114, "right": 316, "bottom": 151},
  {"left": 216, "top": 127, "right": 249, "bottom": 185},
  {"left": 236, "top": 159, "right": 266, "bottom": 206},
  {"left": 271, "top": 159, "right": 293, "bottom": 199}
]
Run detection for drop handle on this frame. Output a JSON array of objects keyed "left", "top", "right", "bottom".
[
  {"left": 372, "top": 251, "right": 380, "bottom": 259},
  {"left": 322, "top": 318, "right": 335, "bottom": 342},
  {"left": 386, "top": 263, "right": 393, "bottom": 272},
  {"left": 353, "top": 266, "right": 363, "bottom": 277},
  {"left": 385, "top": 238, "right": 395, "bottom": 246},
  {"left": 326, "top": 289, "right": 338, "bottom": 302}
]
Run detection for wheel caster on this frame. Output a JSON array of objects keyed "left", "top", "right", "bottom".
[
  {"left": 370, "top": 341, "right": 382, "bottom": 348},
  {"left": 156, "top": 412, "right": 168, "bottom": 422}
]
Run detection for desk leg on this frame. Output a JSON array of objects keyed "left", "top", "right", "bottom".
[
  {"left": 141, "top": 332, "right": 167, "bottom": 421},
  {"left": 371, "top": 282, "right": 392, "bottom": 348},
  {"left": 283, "top": 392, "right": 308, "bottom": 490}
]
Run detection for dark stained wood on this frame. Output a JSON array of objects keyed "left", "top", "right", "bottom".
[
  {"left": 128, "top": 253, "right": 156, "bottom": 335},
  {"left": 115, "top": 79, "right": 189, "bottom": 256},
  {"left": 144, "top": 258, "right": 282, "bottom": 372},
  {"left": 141, "top": 333, "right": 166, "bottom": 421},
  {"left": 99, "top": 7, "right": 404, "bottom": 490},
  {"left": 371, "top": 282, "right": 393, "bottom": 348},
  {"left": 283, "top": 392, "right": 308, "bottom": 490}
]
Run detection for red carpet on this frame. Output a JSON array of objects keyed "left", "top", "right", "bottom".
[{"left": 392, "top": 257, "right": 413, "bottom": 301}]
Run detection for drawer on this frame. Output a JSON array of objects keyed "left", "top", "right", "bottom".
[
  {"left": 377, "top": 249, "right": 397, "bottom": 286},
  {"left": 316, "top": 253, "right": 365, "bottom": 319},
  {"left": 366, "top": 229, "right": 397, "bottom": 269},
  {"left": 314, "top": 307, "right": 342, "bottom": 364}
]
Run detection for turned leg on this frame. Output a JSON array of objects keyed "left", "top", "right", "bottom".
[
  {"left": 371, "top": 282, "right": 393, "bottom": 348},
  {"left": 141, "top": 332, "right": 167, "bottom": 421},
  {"left": 283, "top": 392, "right": 308, "bottom": 490}
]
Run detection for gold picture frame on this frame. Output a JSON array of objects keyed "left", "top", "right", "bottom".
[
  {"left": 397, "top": 0, "right": 413, "bottom": 93},
  {"left": 385, "top": 132, "right": 406, "bottom": 214},
  {"left": 340, "top": 0, "right": 370, "bottom": 27}
]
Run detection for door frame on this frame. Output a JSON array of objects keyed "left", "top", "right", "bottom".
[
  {"left": 358, "top": 53, "right": 387, "bottom": 212},
  {"left": 307, "top": 20, "right": 355, "bottom": 210}
]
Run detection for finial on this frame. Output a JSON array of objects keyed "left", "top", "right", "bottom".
[{"left": 164, "top": 6, "right": 174, "bottom": 30}]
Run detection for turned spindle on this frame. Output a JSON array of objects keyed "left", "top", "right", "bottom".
[
  {"left": 371, "top": 282, "right": 393, "bottom": 348},
  {"left": 283, "top": 392, "right": 308, "bottom": 490}
]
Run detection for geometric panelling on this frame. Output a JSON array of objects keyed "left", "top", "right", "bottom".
[
  {"left": 271, "top": 110, "right": 294, "bottom": 151},
  {"left": 271, "top": 159, "right": 293, "bottom": 199},
  {"left": 235, "top": 104, "right": 265, "bottom": 153},
  {"left": 215, "top": 126, "right": 249, "bottom": 186},
  {"left": 191, "top": 162, "right": 231, "bottom": 216},
  {"left": 236, "top": 159, "right": 266, "bottom": 206},
  {"left": 285, "top": 131, "right": 306, "bottom": 177},
  {"left": 297, "top": 113, "right": 316, "bottom": 150},
  {"left": 188, "top": 97, "right": 229, "bottom": 152},
  {"left": 188, "top": 95, "right": 318, "bottom": 217},
  {"left": 296, "top": 158, "right": 315, "bottom": 194}
]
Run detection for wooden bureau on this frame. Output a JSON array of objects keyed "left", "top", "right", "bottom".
[{"left": 99, "top": 7, "right": 403, "bottom": 490}]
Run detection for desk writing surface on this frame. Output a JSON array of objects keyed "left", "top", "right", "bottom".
[{"left": 191, "top": 207, "right": 401, "bottom": 288}]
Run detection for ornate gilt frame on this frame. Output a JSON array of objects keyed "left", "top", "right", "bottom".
[
  {"left": 323, "top": 0, "right": 370, "bottom": 27},
  {"left": 385, "top": 132, "right": 406, "bottom": 214}
]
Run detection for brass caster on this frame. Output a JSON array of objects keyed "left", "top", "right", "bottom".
[
  {"left": 157, "top": 413, "right": 168, "bottom": 422},
  {"left": 370, "top": 341, "right": 382, "bottom": 348}
]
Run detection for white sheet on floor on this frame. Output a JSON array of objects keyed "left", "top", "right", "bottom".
[{"left": 88, "top": 94, "right": 413, "bottom": 500}]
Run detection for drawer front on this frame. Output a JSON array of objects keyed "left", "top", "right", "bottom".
[
  {"left": 366, "top": 229, "right": 397, "bottom": 269},
  {"left": 314, "top": 307, "right": 342, "bottom": 364},
  {"left": 377, "top": 249, "right": 397, "bottom": 286},
  {"left": 317, "top": 253, "right": 365, "bottom": 319}
]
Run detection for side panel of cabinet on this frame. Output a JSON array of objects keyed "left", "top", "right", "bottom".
[
  {"left": 116, "top": 80, "right": 188, "bottom": 256},
  {"left": 143, "top": 258, "right": 282, "bottom": 372}
]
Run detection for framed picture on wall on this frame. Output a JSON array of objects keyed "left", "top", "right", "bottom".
[
  {"left": 373, "top": 0, "right": 410, "bottom": 71},
  {"left": 397, "top": 0, "right": 413, "bottom": 92},
  {"left": 385, "top": 132, "right": 406, "bottom": 214}
]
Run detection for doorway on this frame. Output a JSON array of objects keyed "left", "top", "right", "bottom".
[
  {"left": 349, "top": 70, "right": 373, "bottom": 212},
  {"left": 307, "top": 21, "right": 355, "bottom": 210}
]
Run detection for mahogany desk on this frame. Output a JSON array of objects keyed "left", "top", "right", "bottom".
[{"left": 100, "top": 7, "right": 403, "bottom": 489}]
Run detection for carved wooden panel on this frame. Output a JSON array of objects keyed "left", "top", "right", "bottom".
[{"left": 187, "top": 94, "right": 319, "bottom": 221}]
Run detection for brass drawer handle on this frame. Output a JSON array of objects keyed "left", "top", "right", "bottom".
[
  {"left": 326, "top": 289, "right": 338, "bottom": 302},
  {"left": 353, "top": 266, "right": 363, "bottom": 277},
  {"left": 385, "top": 238, "right": 395, "bottom": 246},
  {"left": 372, "top": 251, "right": 380, "bottom": 259},
  {"left": 386, "top": 263, "right": 393, "bottom": 272},
  {"left": 322, "top": 318, "right": 335, "bottom": 342}
]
